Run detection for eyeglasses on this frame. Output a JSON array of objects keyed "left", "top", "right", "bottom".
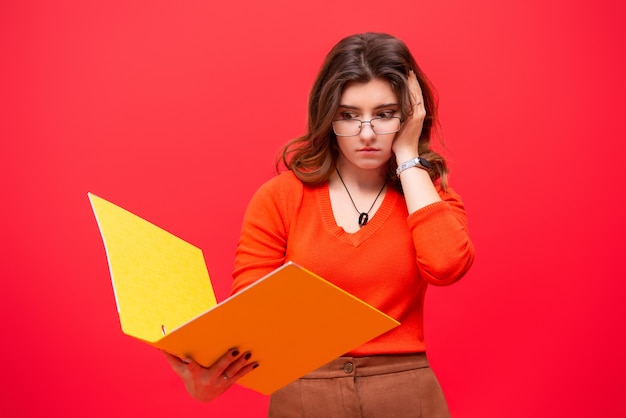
[{"left": 332, "top": 116, "right": 402, "bottom": 137}]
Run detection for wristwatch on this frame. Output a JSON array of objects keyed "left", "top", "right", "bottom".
[{"left": 396, "top": 157, "right": 431, "bottom": 177}]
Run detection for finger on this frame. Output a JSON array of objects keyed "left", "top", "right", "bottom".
[
  {"left": 406, "top": 70, "right": 420, "bottom": 107},
  {"left": 162, "top": 351, "right": 190, "bottom": 374},
  {"left": 228, "top": 360, "right": 260, "bottom": 382},
  {"left": 179, "top": 356, "right": 205, "bottom": 375},
  {"left": 220, "top": 347, "right": 242, "bottom": 365},
  {"left": 413, "top": 88, "right": 423, "bottom": 107},
  {"left": 212, "top": 347, "right": 242, "bottom": 374},
  {"left": 222, "top": 351, "right": 253, "bottom": 381},
  {"left": 407, "top": 71, "right": 423, "bottom": 106}
]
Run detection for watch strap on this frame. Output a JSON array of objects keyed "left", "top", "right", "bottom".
[{"left": 396, "top": 157, "right": 431, "bottom": 177}]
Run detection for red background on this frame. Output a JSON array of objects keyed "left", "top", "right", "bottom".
[{"left": 2, "top": 0, "right": 625, "bottom": 416}]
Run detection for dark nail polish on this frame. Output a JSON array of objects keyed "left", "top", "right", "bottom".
[
  {"left": 232, "top": 350, "right": 240, "bottom": 357},
  {"left": 244, "top": 352, "right": 251, "bottom": 361},
  {"left": 253, "top": 363, "right": 259, "bottom": 369}
]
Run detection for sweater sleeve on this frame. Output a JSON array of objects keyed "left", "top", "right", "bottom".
[
  {"left": 230, "top": 173, "right": 301, "bottom": 295},
  {"left": 408, "top": 185, "right": 475, "bottom": 286}
]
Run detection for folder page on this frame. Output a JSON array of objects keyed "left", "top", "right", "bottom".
[{"left": 88, "top": 193, "right": 217, "bottom": 342}]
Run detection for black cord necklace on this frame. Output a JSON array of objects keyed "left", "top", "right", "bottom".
[{"left": 336, "top": 168, "right": 387, "bottom": 227}]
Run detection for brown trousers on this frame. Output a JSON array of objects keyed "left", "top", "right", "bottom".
[{"left": 268, "top": 353, "right": 450, "bottom": 418}]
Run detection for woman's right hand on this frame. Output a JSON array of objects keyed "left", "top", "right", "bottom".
[{"left": 163, "top": 348, "right": 258, "bottom": 402}]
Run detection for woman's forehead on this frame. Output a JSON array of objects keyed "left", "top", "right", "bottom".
[{"left": 339, "top": 79, "right": 398, "bottom": 108}]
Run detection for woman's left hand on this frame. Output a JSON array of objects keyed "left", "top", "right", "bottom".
[
  {"left": 392, "top": 70, "right": 425, "bottom": 162},
  {"left": 163, "top": 348, "right": 257, "bottom": 402}
]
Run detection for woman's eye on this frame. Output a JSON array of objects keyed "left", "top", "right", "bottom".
[
  {"left": 377, "top": 111, "right": 395, "bottom": 119},
  {"left": 340, "top": 112, "right": 357, "bottom": 120}
]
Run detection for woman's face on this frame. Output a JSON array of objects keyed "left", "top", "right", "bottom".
[{"left": 334, "top": 78, "right": 400, "bottom": 173}]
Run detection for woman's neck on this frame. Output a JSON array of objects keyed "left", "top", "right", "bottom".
[{"left": 333, "top": 161, "right": 387, "bottom": 191}]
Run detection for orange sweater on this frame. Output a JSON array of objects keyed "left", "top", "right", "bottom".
[{"left": 232, "top": 171, "right": 474, "bottom": 355}]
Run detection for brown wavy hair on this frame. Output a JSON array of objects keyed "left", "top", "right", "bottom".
[{"left": 277, "top": 32, "right": 448, "bottom": 191}]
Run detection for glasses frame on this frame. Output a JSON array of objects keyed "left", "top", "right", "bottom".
[{"left": 332, "top": 116, "right": 403, "bottom": 137}]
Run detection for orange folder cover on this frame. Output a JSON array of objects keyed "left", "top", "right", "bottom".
[{"left": 88, "top": 193, "right": 400, "bottom": 395}]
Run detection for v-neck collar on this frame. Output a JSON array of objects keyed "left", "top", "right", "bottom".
[{"left": 316, "top": 182, "right": 398, "bottom": 247}]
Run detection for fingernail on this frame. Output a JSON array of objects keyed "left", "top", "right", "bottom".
[
  {"left": 244, "top": 352, "right": 251, "bottom": 361},
  {"left": 232, "top": 349, "right": 240, "bottom": 357},
  {"left": 253, "top": 363, "right": 259, "bottom": 369}
]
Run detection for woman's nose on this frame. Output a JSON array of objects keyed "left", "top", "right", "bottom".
[{"left": 359, "top": 121, "right": 376, "bottom": 140}]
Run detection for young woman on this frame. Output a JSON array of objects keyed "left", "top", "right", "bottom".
[{"left": 164, "top": 32, "right": 475, "bottom": 417}]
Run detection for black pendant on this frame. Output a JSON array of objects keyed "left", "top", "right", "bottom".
[{"left": 358, "top": 212, "right": 369, "bottom": 227}]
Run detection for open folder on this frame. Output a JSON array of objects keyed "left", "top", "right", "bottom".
[{"left": 88, "top": 193, "right": 400, "bottom": 395}]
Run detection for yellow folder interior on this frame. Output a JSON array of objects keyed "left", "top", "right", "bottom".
[{"left": 89, "top": 193, "right": 217, "bottom": 343}]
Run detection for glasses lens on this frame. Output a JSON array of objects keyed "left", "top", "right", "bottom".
[
  {"left": 371, "top": 117, "right": 401, "bottom": 134},
  {"left": 333, "top": 120, "right": 361, "bottom": 136}
]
